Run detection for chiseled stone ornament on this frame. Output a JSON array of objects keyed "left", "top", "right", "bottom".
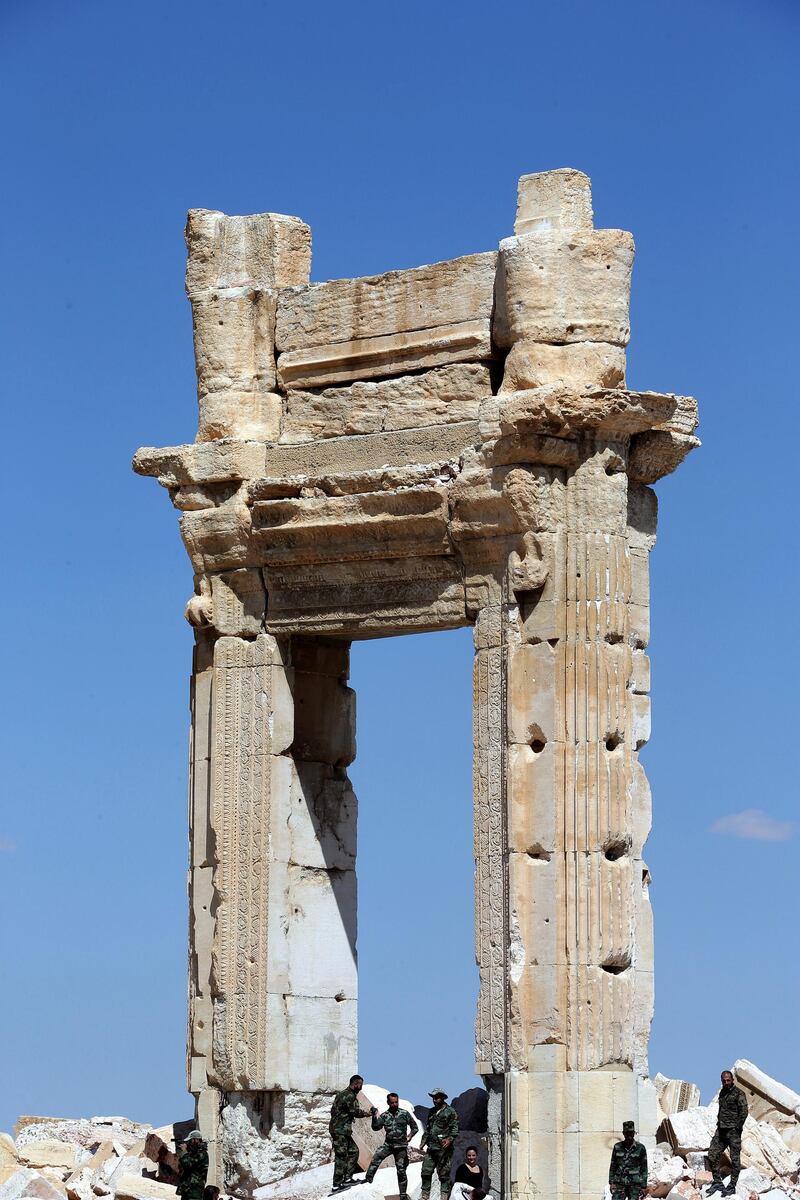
[{"left": 135, "top": 169, "right": 699, "bottom": 1199}]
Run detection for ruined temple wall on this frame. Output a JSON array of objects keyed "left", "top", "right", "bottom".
[{"left": 136, "top": 167, "right": 699, "bottom": 1199}]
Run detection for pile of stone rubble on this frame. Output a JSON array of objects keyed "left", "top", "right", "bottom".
[
  {"left": 645, "top": 1060, "right": 800, "bottom": 1200},
  {"left": 2, "top": 1062, "right": 798, "bottom": 1200}
]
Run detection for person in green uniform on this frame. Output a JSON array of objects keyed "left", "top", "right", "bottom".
[
  {"left": 329, "top": 1073, "right": 377, "bottom": 1194},
  {"left": 420, "top": 1087, "right": 459, "bottom": 1200},
  {"left": 708, "top": 1070, "right": 749, "bottom": 1197},
  {"left": 176, "top": 1132, "right": 209, "bottom": 1200},
  {"left": 608, "top": 1120, "right": 648, "bottom": 1200},
  {"left": 363, "top": 1092, "right": 419, "bottom": 1197}
]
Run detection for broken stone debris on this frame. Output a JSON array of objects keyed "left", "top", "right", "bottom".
[{"left": 3, "top": 1065, "right": 800, "bottom": 1200}]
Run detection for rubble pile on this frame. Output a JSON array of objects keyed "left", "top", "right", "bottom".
[
  {"left": 0, "top": 1119, "right": 192, "bottom": 1200},
  {"left": 2, "top": 1061, "right": 798, "bottom": 1200},
  {"left": 645, "top": 1062, "right": 800, "bottom": 1200}
]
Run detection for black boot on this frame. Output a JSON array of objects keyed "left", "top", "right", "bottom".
[{"left": 706, "top": 1184, "right": 724, "bottom": 1196}]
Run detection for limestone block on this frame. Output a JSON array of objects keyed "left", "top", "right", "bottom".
[
  {"left": 496, "top": 229, "right": 634, "bottom": 348},
  {"left": 252, "top": 488, "right": 450, "bottom": 567},
  {"left": 734, "top": 1168, "right": 772, "bottom": 1196},
  {"left": 220, "top": 1090, "right": 335, "bottom": 1193},
  {"left": 629, "top": 430, "right": 700, "bottom": 484},
  {"left": 266, "top": 861, "right": 357, "bottom": 1000},
  {"left": 507, "top": 641, "right": 558, "bottom": 745},
  {"left": 112, "top": 1178, "right": 177, "bottom": 1200},
  {"left": 190, "top": 288, "right": 280, "bottom": 436},
  {"left": 654, "top": 1076, "right": 701, "bottom": 1117},
  {"left": 0, "top": 1169, "right": 65, "bottom": 1200},
  {"left": 501, "top": 341, "right": 626, "bottom": 393},
  {"left": 283, "top": 762, "right": 357, "bottom": 871},
  {"left": 185, "top": 210, "right": 311, "bottom": 297},
  {"left": 292, "top": 667, "right": 356, "bottom": 766},
  {"left": 740, "top": 1116, "right": 798, "bottom": 1177},
  {"left": 281, "top": 363, "right": 490, "bottom": 442},
  {"left": 508, "top": 741, "right": 562, "bottom": 856},
  {"left": 276, "top": 252, "right": 497, "bottom": 352},
  {"left": 277, "top": 320, "right": 492, "bottom": 388},
  {"left": 14, "top": 1124, "right": 149, "bottom": 1154},
  {"left": 515, "top": 169, "right": 594, "bottom": 235},
  {"left": 260, "top": 421, "right": 479, "bottom": 480},
  {"left": 631, "top": 650, "right": 650, "bottom": 695},
  {"left": 180, "top": 499, "right": 252, "bottom": 574},
  {"left": 734, "top": 1060, "right": 800, "bottom": 1123},
  {"left": 632, "top": 693, "right": 651, "bottom": 749},
  {"left": 650, "top": 1155, "right": 688, "bottom": 1189},
  {"left": 209, "top": 568, "right": 267, "bottom": 637},
  {"left": 665, "top": 1183, "right": 702, "bottom": 1200},
  {"left": 290, "top": 638, "right": 349, "bottom": 678},
  {"left": 660, "top": 1106, "right": 717, "bottom": 1155},
  {"left": 64, "top": 1167, "right": 94, "bottom": 1200},
  {"left": 133, "top": 441, "right": 268, "bottom": 488},
  {"left": 0, "top": 1145, "right": 15, "bottom": 1171},
  {"left": 17, "top": 1149, "right": 77, "bottom": 1173}
]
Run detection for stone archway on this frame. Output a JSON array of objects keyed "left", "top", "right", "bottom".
[{"left": 135, "top": 168, "right": 698, "bottom": 1199}]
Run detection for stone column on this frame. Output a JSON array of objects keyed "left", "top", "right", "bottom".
[
  {"left": 475, "top": 170, "right": 661, "bottom": 1200},
  {"left": 188, "top": 632, "right": 358, "bottom": 1192}
]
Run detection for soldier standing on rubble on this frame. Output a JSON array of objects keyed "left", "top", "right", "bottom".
[
  {"left": 176, "top": 1132, "right": 209, "bottom": 1200},
  {"left": 420, "top": 1087, "right": 459, "bottom": 1200},
  {"left": 329, "top": 1074, "right": 377, "bottom": 1194},
  {"left": 608, "top": 1120, "right": 648, "bottom": 1200},
  {"left": 363, "top": 1092, "right": 418, "bottom": 1197},
  {"left": 708, "top": 1069, "right": 749, "bottom": 1197}
]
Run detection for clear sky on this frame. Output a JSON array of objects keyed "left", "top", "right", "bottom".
[{"left": 1, "top": 0, "right": 798, "bottom": 1135}]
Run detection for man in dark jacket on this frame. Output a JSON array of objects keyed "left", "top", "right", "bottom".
[
  {"left": 329, "top": 1074, "right": 377, "bottom": 1193},
  {"left": 708, "top": 1070, "right": 749, "bottom": 1196},
  {"left": 420, "top": 1087, "right": 459, "bottom": 1200},
  {"left": 608, "top": 1121, "right": 648, "bottom": 1200},
  {"left": 364, "top": 1092, "right": 418, "bottom": 1197},
  {"left": 176, "top": 1132, "right": 208, "bottom": 1200}
]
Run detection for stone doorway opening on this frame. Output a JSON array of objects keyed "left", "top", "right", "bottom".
[{"left": 350, "top": 627, "right": 479, "bottom": 1111}]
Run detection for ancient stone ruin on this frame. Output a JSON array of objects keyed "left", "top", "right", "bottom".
[{"left": 133, "top": 168, "right": 700, "bottom": 1199}]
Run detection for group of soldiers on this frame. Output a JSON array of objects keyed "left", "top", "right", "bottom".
[
  {"left": 169, "top": 1065, "right": 749, "bottom": 1200},
  {"left": 329, "top": 1067, "right": 750, "bottom": 1200},
  {"left": 609, "top": 1070, "right": 749, "bottom": 1200},
  {"left": 329, "top": 1076, "right": 474, "bottom": 1199}
]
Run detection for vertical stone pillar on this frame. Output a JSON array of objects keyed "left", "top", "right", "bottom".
[
  {"left": 476, "top": 170, "right": 661, "bottom": 1200},
  {"left": 188, "top": 632, "right": 358, "bottom": 1193}
]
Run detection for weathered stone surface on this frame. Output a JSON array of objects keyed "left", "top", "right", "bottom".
[
  {"left": 219, "top": 1092, "right": 334, "bottom": 1194},
  {"left": 281, "top": 364, "right": 490, "bottom": 442},
  {"left": 276, "top": 253, "right": 496, "bottom": 352},
  {"left": 495, "top": 229, "right": 635, "bottom": 347},
  {"left": 500, "top": 340, "right": 626, "bottom": 393},
  {"left": 735, "top": 1061, "right": 800, "bottom": 1153},
  {"left": 112, "top": 1177, "right": 177, "bottom": 1200},
  {"left": 515, "top": 168, "right": 594, "bottom": 236},
  {"left": 0, "top": 1170, "right": 65, "bottom": 1200},
  {"left": 185, "top": 210, "right": 312, "bottom": 297},
  {"left": 17, "top": 1150, "right": 76, "bottom": 1174},
  {"left": 654, "top": 1074, "right": 702, "bottom": 1116},
  {"left": 0, "top": 1143, "right": 16, "bottom": 1171}
]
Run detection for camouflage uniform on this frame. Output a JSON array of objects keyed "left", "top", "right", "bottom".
[
  {"left": 176, "top": 1143, "right": 209, "bottom": 1200},
  {"left": 421, "top": 1103, "right": 459, "bottom": 1200},
  {"left": 364, "top": 1108, "right": 419, "bottom": 1196},
  {"left": 709, "top": 1083, "right": 748, "bottom": 1187},
  {"left": 329, "top": 1086, "right": 372, "bottom": 1190},
  {"left": 608, "top": 1131, "right": 648, "bottom": 1200}
]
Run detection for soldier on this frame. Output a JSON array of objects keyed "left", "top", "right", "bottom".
[
  {"left": 329, "top": 1073, "right": 378, "bottom": 1194},
  {"left": 176, "top": 1131, "right": 209, "bottom": 1200},
  {"left": 363, "top": 1092, "right": 419, "bottom": 1197},
  {"left": 708, "top": 1069, "right": 749, "bottom": 1196},
  {"left": 608, "top": 1120, "right": 648, "bottom": 1200},
  {"left": 420, "top": 1087, "right": 459, "bottom": 1200}
]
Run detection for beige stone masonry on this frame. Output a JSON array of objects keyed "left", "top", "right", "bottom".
[{"left": 136, "top": 169, "right": 698, "bottom": 1200}]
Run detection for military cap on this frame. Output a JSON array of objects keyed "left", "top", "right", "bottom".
[
  {"left": 428, "top": 1087, "right": 448, "bottom": 1098},
  {"left": 186, "top": 1131, "right": 204, "bottom": 1140},
  {"left": 622, "top": 1121, "right": 635, "bottom": 1133}
]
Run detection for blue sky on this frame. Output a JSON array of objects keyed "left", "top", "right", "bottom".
[{"left": 1, "top": 0, "right": 797, "bottom": 1133}]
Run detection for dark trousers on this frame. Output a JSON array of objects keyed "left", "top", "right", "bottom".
[
  {"left": 709, "top": 1126, "right": 743, "bottom": 1184},
  {"left": 365, "top": 1144, "right": 409, "bottom": 1193}
]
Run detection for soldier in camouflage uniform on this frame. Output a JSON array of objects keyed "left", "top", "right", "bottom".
[
  {"left": 708, "top": 1070, "right": 748, "bottom": 1197},
  {"left": 608, "top": 1121, "right": 648, "bottom": 1200},
  {"left": 176, "top": 1132, "right": 209, "bottom": 1200},
  {"left": 329, "top": 1073, "right": 377, "bottom": 1194},
  {"left": 420, "top": 1087, "right": 459, "bottom": 1200},
  {"left": 364, "top": 1092, "right": 419, "bottom": 1197}
]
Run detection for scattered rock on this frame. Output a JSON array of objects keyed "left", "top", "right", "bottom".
[
  {"left": 18, "top": 1148, "right": 77, "bottom": 1173},
  {"left": 0, "top": 1141, "right": 17, "bottom": 1171},
  {"left": 112, "top": 1177, "right": 177, "bottom": 1200},
  {"left": 649, "top": 1154, "right": 688, "bottom": 1195},
  {"left": 655, "top": 1075, "right": 702, "bottom": 1117},
  {"left": 735, "top": 1063, "right": 800, "bottom": 1157},
  {"left": 735, "top": 1167, "right": 772, "bottom": 1196},
  {"left": 665, "top": 1182, "right": 701, "bottom": 1200},
  {"left": 660, "top": 1106, "right": 717, "bottom": 1155},
  {"left": 0, "top": 1168, "right": 66, "bottom": 1200}
]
